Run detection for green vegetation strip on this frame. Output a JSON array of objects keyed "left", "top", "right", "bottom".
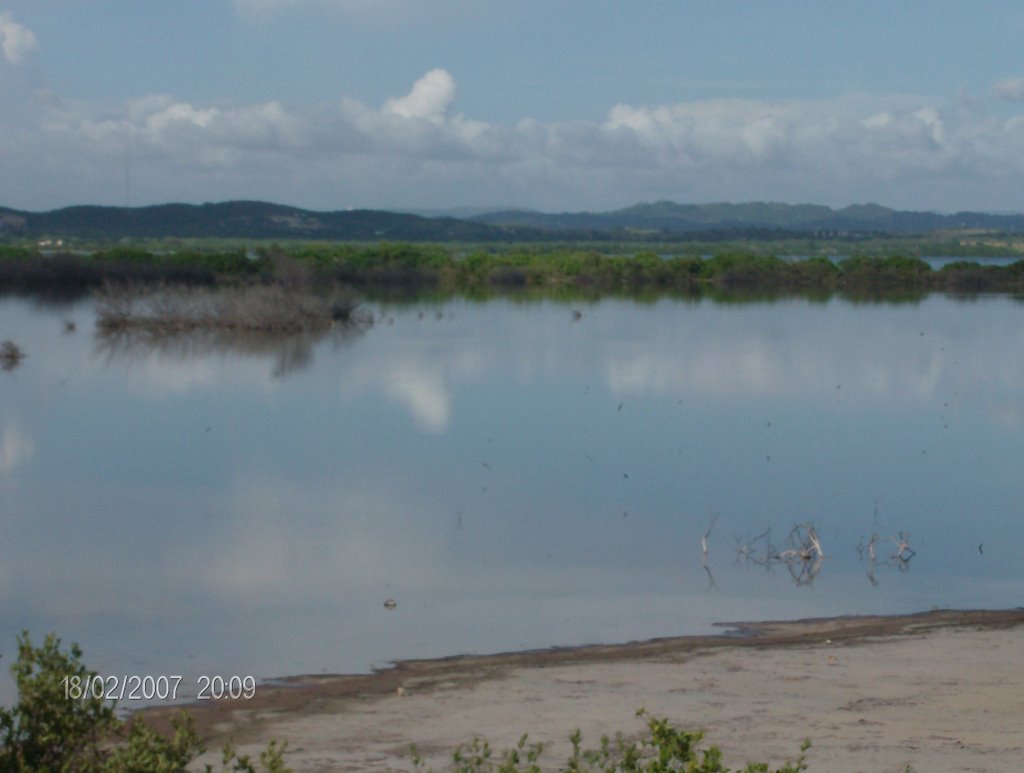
[{"left": 3, "top": 243, "right": 1024, "bottom": 298}]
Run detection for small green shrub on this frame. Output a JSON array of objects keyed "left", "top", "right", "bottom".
[
  {"left": 0, "top": 632, "right": 120, "bottom": 771},
  {"left": 411, "top": 709, "right": 810, "bottom": 773},
  {"left": 0, "top": 631, "right": 291, "bottom": 773}
]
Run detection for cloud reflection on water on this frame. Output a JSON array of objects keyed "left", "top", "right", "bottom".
[
  {"left": 0, "top": 424, "right": 34, "bottom": 475},
  {"left": 196, "top": 475, "right": 447, "bottom": 602}
]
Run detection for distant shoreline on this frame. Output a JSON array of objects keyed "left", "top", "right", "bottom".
[{"left": 4, "top": 246, "right": 1024, "bottom": 299}]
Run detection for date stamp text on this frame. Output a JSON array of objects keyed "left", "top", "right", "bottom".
[{"left": 61, "top": 674, "right": 257, "bottom": 702}]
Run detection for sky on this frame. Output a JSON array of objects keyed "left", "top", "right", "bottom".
[{"left": 1, "top": 0, "right": 1024, "bottom": 213}]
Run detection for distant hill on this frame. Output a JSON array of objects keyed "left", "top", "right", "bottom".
[
  {"left": 472, "top": 200, "right": 1024, "bottom": 235},
  {"left": 2, "top": 199, "right": 1023, "bottom": 242},
  {"left": 0, "top": 201, "right": 538, "bottom": 242}
]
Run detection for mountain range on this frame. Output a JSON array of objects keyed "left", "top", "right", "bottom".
[
  {"left": 469, "top": 201, "right": 1024, "bottom": 234},
  {"left": 2, "top": 200, "right": 1023, "bottom": 241}
]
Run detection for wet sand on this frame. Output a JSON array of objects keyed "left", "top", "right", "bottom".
[{"left": 158, "top": 608, "right": 1024, "bottom": 772}]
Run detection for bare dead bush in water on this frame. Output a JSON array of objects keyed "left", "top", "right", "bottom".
[
  {"left": 94, "top": 283, "right": 371, "bottom": 378},
  {"left": 733, "top": 523, "right": 825, "bottom": 587},
  {"left": 95, "top": 282, "right": 369, "bottom": 334}
]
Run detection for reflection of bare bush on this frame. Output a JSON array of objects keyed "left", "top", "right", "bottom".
[
  {"left": 96, "top": 324, "right": 367, "bottom": 379},
  {"left": 95, "top": 285, "right": 136, "bottom": 328},
  {"left": 94, "top": 284, "right": 371, "bottom": 378},
  {"left": 1, "top": 340, "right": 26, "bottom": 371},
  {"left": 96, "top": 283, "right": 369, "bottom": 334}
]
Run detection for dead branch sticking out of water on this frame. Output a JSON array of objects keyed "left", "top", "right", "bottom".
[
  {"left": 734, "top": 527, "right": 772, "bottom": 564},
  {"left": 701, "top": 513, "right": 720, "bottom": 592},
  {"left": 1, "top": 340, "right": 25, "bottom": 371},
  {"left": 776, "top": 523, "right": 825, "bottom": 562},
  {"left": 95, "top": 282, "right": 370, "bottom": 335},
  {"left": 858, "top": 531, "right": 916, "bottom": 585},
  {"left": 734, "top": 523, "right": 825, "bottom": 586},
  {"left": 890, "top": 531, "right": 916, "bottom": 563},
  {"left": 701, "top": 512, "right": 719, "bottom": 558}
]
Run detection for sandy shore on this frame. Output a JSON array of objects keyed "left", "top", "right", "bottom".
[{"left": 157, "top": 609, "right": 1024, "bottom": 772}]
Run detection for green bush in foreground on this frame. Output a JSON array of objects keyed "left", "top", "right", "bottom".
[
  {"left": 0, "top": 631, "right": 291, "bottom": 772},
  {"left": 411, "top": 709, "right": 810, "bottom": 773}
]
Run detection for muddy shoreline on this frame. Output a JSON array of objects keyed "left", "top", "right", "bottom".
[{"left": 143, "top": 607, "right": 1024, "bottom": 769}]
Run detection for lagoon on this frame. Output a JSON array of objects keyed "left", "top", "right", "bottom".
[{"left": 2, "top": 292, "right": 1023, "bottom": 705}]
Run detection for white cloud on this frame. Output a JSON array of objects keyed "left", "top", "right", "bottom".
[
  {"left": 993, "top": 76, "right": 1024, "bottom": 102},
  {"left": 384, "top": 68, "right": 455, "bottom": 124},
  {"left": 0, "top": 11, "right": 36, "bottom": 64},
  {"left": 5, "top": 68, "right": 1024, "bottom": 211}
]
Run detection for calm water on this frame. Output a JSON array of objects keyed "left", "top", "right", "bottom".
[{"left": 2, "top": 292, "right": 1023, "bottom": 705}]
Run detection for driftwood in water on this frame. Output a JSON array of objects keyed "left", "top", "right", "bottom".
[
  {"left": 733, "top": 523, "right": 825, "bottom": 586},
  {"left": 857, "top": 531, "right": 916, "bottom": 585}
]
